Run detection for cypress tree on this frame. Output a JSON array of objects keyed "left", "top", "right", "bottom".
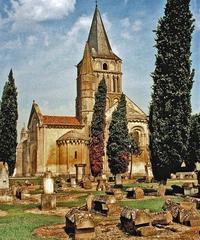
[
  {"left": 149, "top": 0, "right": 195, "bottom": 182},
  {"left": 0, "top": 69, "right": 18, "bottom": 175},
  {"left": 89, "top": 78, "right": 107, "bottom": 177},
  {"left": 107, "top": 93, "right": 130, "bottom": 175},
  {"left": 186, "top": 114, "right": 200, "bottom": 170}
]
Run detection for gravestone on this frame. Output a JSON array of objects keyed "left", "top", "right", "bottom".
[
  {"left": 113, "top": 188, "right": 123, "bottom": 200},
  {"left": 126, "top": 187, "right": 144, "bottom": 199},
  {"left": 43, "top": 171, "right": 54, "bottom": 194},
  {"left": 151, "top": 211, "right": 173, "bottom": 225},
  {"left": 157, "top": 184, "right": 166, "bottom": 197},
  {"left": 0, "top": 162, "right": 9, "bottom": 190},
  {"left": 71, "top": 177, "right": 77, "bottom": 188},
  {"left": 92, "top": 195, "right": 120, "bottom": 216},
  {"left": 115, "top": 174, "right": 122, "bottom": 187},
  {"left": 82, "top": 176, "right": 92, "bottom": 189},
  {"left": 134, "top": 187, "right": 144, "bottom": 199},
  {"left": 41, "top": 171, "right": 56, "bottom": 210},
  {"left": 120, "top": 207, "right": 152, "bottom": 235},
  {"left": 96, "top": 177, "right": 106, "bottom": 191},
  {"left": 86, "top": 193, "right": 94, "bottom": 211},
  {"left": 65, "top": 208, "right": 96, "bottom": 240},
  {"left": 41, "top": 194, "right": 56, "bottom": 210}
]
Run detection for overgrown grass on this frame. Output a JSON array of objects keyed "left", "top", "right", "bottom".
[{"left": 0, "top": 204, "right": 63, "bottom": 240}]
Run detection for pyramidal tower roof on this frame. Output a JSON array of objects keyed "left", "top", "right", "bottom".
[
  {"left": 80, "top": 42, "right": 93, "bottom": 75},
  {"left": 87, "top": 5, "right": 120, "bottom": 60}
]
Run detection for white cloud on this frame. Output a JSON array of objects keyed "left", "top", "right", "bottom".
[
  {"left": 2, "top": 38, "right": 22, "bottom": 49},
  {"left": 0, "top": 16, "right": 9, "bottom": 29},
  {"left": 26, "top": 35, "right": 38, "bottom": 46},
  {"left": 10, "top": 0, "right": 76, "bottom": 22},
  {"left": 66, "top": 13, "right": 112, "bottom": 46},
  {"left": 120, "top": 18, "right": 132, "bottom": 40},
  {"left": 132, "top": 20, "right": 143, "bottom": 32},
  {"left": 120, "top": 17, "right": 130, "bottom": 28},
  {"left": 121, "top": 31, "right": 132, "bottom": 40},
  {"left": 67, "top": 15, "right": 91, "bottom": 40}
]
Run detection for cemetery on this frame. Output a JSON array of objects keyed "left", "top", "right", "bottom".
[
  {"left": 1, "top": 162, "right": 200, "bottom": 239},
  {"left": 0, "top": 0, "right": 199, "bottom": 239}
]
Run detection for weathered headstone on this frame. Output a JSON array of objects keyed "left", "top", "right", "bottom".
[
  {"left": 162, "top": 199, "right": 200, "bottom": 225},
  {"left": 151, "top": 211, "right": 173, "bottom": 225},
  {"left": 82, "top": 176, "right": 92, "bottom": 189},
  {"left": 41, "top": 171, "right": 56, "bottom": 210},
  {"left": 134, "top": 187, "right": 144, "bottom": 199},
  {"left": 115, "top": 174, "right": 122, "bottom": 187},
  {"left": 71, "top": 177, "right": 77, "bottom": 188},
  {"left": 43, "top": 171, "right": 54, "bottom": 194},
  {"left": 126, "top": 187, "right": 144, "bottom": 199},
  {"left": 180, "top": 201, "right": 196, "bottom": 210},
  {"left": 113, "top": 188, "right": 123, "bottom": 200},
  {"left": 184, "top": 196, "right": 200, "bottom": 209},
  {"left": 41, "top": 194, "right": 56, "bottom": 210},
  {"left": 0, "top": 162, "right": 9, "bottom": 190},
  {"left": 96, "top": 178, "right": 106, "bottom": 191},
  {"left": 86, "top": 193, "right": 94, "bottom": 211},
  {"left": 65, "top": 208, "right": 96, "bottom": 240},
  {"left": 92, "top": 195, "right": 120, "bottom": 216},
  {"left": 157, "top": 184, "right": 166, "bottom": 197},
  {"left": 120, "top": 207, "right": 152, "bottom": 235}
]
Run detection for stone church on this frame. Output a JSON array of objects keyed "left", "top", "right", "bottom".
[{"left": 16, "top": 5, "right": 149, "bottom": 177}]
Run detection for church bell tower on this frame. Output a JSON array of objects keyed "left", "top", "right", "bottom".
[{"left": 76, "top": 4, "right": 122, "bottom": 124}]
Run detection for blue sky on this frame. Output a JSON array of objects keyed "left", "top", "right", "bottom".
[{"left": 0, "top": 0, "right": 199, "bottom": 132}]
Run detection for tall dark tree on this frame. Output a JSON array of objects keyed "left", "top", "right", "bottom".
[
  {"left": 186, "top": 114, "right": 200, "bottom": 170},
  {"left": 107, "top": 93, "right": 130, "bottom": 176},
  {"left": 89, "top": 78, "right": 107, "bottom": 177},
  {"left": 149, "top": 0, "right": 194, "bottom": 182},
  {"left": 0, "top": 69, "right": 18, "bottom": 175}
]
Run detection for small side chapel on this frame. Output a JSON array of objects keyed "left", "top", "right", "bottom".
[{"left": 16, "top": 5, "right": 149, "bottom": 177}]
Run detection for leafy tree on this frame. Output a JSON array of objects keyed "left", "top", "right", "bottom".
[
  {"left": 149, "top": 0, "right": 194, "bottom": 182},
  {"left": 0, "top": 69, "right": 18, "bottom": 175},
  {"left": 89, "top": 78, "right": 107, "bottom": 177},
  {"left": 186, "top": 114, "right": 200, "bottom": 170},
  {"left": 107, "top": 93, "right": 130, "bottom": 175}
]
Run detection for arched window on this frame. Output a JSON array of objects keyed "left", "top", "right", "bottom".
[
  {"left": 103, "top": 63, "right": 108, "bottom": 70},
  {"left": 75, "top": 151, "right": 77, "bottom": 159},
  {"left": 132, "top": 131, "right": 140, "bottom": 145},
  {"left": 116, "top": 76, "right": 120, "bottom": 92},
  {"left": 113, "top": 76, "right": 116, "bottom": 92}
]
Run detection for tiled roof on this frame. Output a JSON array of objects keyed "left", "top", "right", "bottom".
[
  {"left": 43, "top": 115, "right": 80, "bottom": 126},
  {"left": 57, "top": 130, "right": 88, "bottom": 141}
]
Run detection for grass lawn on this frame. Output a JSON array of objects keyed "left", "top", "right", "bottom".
[
  {"left": 120, "top": 195, "right": 184, "bottom": 213},
  {"left": 120, "top": 198, "right": 165, "bottom": 212},
  {"left": 0, "top": 180, "right": 187, "bottom": 240},
  {"left": 0, "top": 204, "right": 63, "bottom": 240}
]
